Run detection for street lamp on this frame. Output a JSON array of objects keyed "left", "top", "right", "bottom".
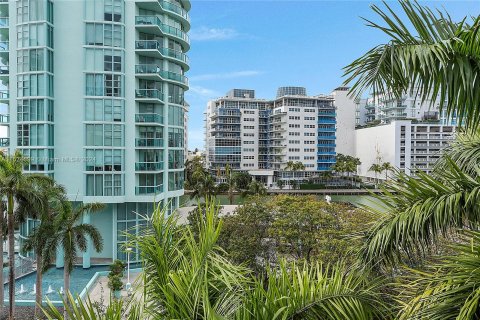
[{"left": 126, "top": 247, "right": 133, "bottom": 293}]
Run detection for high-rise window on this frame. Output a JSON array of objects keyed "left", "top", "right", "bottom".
[{"left": 86, "top": 74, "right": 122, "bottom": 97}]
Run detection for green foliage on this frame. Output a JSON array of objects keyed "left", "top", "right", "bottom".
[
  {"left": 358, "top": 129, "right": 480, "bottom": 268},
  {"left": 217, "top": 196, "right": 377, "bottom": 273},
  {"left": 109, "top": 260, "right": 126, "bottom": 276},
  {"left": 136, "top": 201, "right": 250, "bottom": 318},
  {"left": 239, "top": 261, "right": 388, "bottom": 320},
  {"left": 107, "top": 274, "right": 123, "bottom": 292},
  {"left": 232, "top": 171, "right": 252, "bottom": 191},
  {"left": 398, "top": 231, "right": 480, "bottom": 320},
  {"left": 42, "top": 293, "right": 143, "bottom": 320}
]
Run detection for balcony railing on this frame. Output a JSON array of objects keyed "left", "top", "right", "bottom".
[
  {"left": 135, "top": 138, "right": 164, "bottom": 147},
  {"left": 135, "top": 89, "right": 164, "bottom": 101},
  {"left": 0, "top": 90, "right": 8, "bottom": 99},
  {"left": 0, "top": 41, "right": 7, "bottom": 51},
  {"left": 0, "top": 138, "right": 8, "bottom": 147},
  {"left": 0, "top": 114, "right": 8, "bottom": 124},
  {"left": 135, "top": 40, "right": 189, "bottom": 64},
  {"left": 161, "top": 0, "right": 189, "bottom": 21},
  {"left": 136, "top": 184, "right": 163, "bottom": 195},
  {"left": 135, "top": 16, "right": 190, "bottom": 45},
  {"left": 135, "top": 162, "right": 164, "bottom": 171},
  {"left": 135, "top": 64, "right": 188, "bottom": 86},
  {"left": 135, "top": 113, "right": 163, "bottom": 124}
]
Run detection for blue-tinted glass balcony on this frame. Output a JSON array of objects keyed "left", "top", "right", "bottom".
[
  {"left": 0, "top": 137, "right": 8, "bottom": 147},
  {"left": 317, "top": 152, "right": 336, "bottom": 155},
  {"left": 136, "top": 184, "right": 163, "bottom": 195},
  {"left": 318, "top": 112, "right": 336, "bottom": 117},
  {"left": 135, "top": 113, "right": 164, "bottom": 124},
  {"left": 135, "top": 64, "right": 188, "bottom": 86},
  {"left": 135, "top": 89, "right": 164, "bottom": 101},
  {"left": 318, "top": 143, "right": 336, "bottom": 147},
  {"left": 318, "top": 119, "right": 336, "bottom": 124},
  {"left": 135, "top": 162, "right": 164, "bottom": 171},
  {"left": 135, "top": 16, "right": 190, "bottom": 48},
  {"left": 135, "top": 40, "right": 189, "bottom": 66},
  {"left": 0, "top": 41, "right": 7, "bottom": 51},
  {"left": 135, "top": 138, "right": 164, "bottom": 147},
  {"left": 317, "top": 127, "right": 335, "bottom": 132},
  {"left": 317, "top": 135, "right": 335, "bottom": 140},
  {"left": 317, "top": 159, "right": 336, "bottom": 163}
]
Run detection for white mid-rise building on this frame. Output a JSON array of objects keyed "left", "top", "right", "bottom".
[
  {"left": 356, "top": 120, "right": 455, "bottom": 180},
  {"left": 205, "top": 87, "right": 341, "bottom": 186}
]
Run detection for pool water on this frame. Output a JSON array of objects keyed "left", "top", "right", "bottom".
[{"left": 4, "top": 265, "right": 109, "bottom": 302}]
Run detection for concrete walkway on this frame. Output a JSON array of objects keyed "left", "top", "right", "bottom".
[{"left": 88, "top": 272, "right": 142, "bottom": 307}]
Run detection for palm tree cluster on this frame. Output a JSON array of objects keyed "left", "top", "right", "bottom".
[
  {"left": 368, "top": 162, "right": 393, "bottom": 185},
  {"left": 0, "top": 150, "right": 104, "bottom": 320},
  {"left": 331, "top": 154, "right": 361, "bottom": 186}
]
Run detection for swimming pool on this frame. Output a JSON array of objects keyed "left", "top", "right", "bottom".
[{"left": 4, "top": 265, "right": 109, "bottom": 305}]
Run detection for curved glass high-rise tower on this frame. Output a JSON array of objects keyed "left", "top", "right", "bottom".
[{"left": 6, "top": 0, "right": 190, "bottom": 266}]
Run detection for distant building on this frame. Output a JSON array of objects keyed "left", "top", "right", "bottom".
[
  {"left": 356, "top": 120, "right": 455, "bottom": 180},
  {"left": 205, "top": 87, "right": 352, "bottom": 187}
]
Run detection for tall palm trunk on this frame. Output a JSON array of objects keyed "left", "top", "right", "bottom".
[
  {"left": 35, "top": 252, "right": 42, "bottom": 319},
  {"left": 7, "top": 194, "right": 14, "bottom": 320},
  {"left": 63, "top": 265, "right": 70, "bottom": 320},
  {"left": 0, "top": 201, "right": 4, "bottom": 316}
]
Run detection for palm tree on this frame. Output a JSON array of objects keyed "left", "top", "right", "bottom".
[
  {"left": 343, "top": 0, "right": 480, "bottom": 268},
  {"left": 242, "top": 180, "right": 267, "bottom": 198},
  {"left": 398, "top": 230, "right": 480, "bottom": 320},
  {"left": 381, "top": 162, "right": 394, "bottom": 181},
  {"left": 22, "top": 179, "right": 66, "bottom": 319},
  {"left": 368, "top": 163, "right": 382, "bottom": 185},
  {"left": 44, "top": 201, "right": 104, "bottom": 319},
  {"left": 189, "top": 169, "right": 217, "bottom": 200},
  {"left": 0, "top": 150, "right": 50, "bottom": 320}
]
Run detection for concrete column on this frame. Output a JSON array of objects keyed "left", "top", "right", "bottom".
[{"left": 82, "top": 212, "right": 91, "bottom": 269}]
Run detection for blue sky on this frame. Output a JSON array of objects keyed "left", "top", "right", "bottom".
[{"left": 185, "top": 0, "right": 480, "bottom": 150}]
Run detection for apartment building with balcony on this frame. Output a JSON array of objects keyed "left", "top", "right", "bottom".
[
  {"left": 205, "top": 87, "right": 340, "bottom": 187},
  {"left": 355, "top": 120, "right": 455, "bottom": 180},
  {"left": 356, "top": 88, "right": 454, "bottom": 126},
  {"left": 4, "top": 0, "right": 190, "bottom": 266}
]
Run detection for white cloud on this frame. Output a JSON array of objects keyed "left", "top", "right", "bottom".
[
  {"left": 187, "top": 85, "right": 221, "bottom": 98},
  {"left": 190, "top": 70, "right": 263, "bottom": 82},
  {"left": 189, "top": 26, "right": 239, "bottom": 41}
]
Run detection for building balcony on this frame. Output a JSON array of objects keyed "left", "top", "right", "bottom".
[
  {"left": 318, "top": 112, "right": 336, "bottom": 117},
  {"left": 135, "top": 16, "right": 190, "bottom": 50},
  {"left": 0, "top": 113, "right": 8, "bottom": 125},
  {"left": 0, "top": 137, "right": 8, "bottom": 147},
  {"left": 135, "top": 40, "right": 189, "bottom": 69},
  {"left": 0, "top": 17, "right": 8, "bottom": 28},
  {"left": 0, "top": 41, "right": 7, "bottom": 51},
  {"left": 136, "top": 184, "right": 163, "bottom": 195},
  {"left": 317, "top": 159, "right": 336, "bottom": 163},
  {"left": 135, "top": 64, "right": 188, "bottom": 87},
  {"left": 0, "top": 90, "right": 8, "bottom": 100},
  {"left": 317, "top": 143, "right": 336, "bottom": 147},
  {"left": 135, "top": 138, "right": 164, "bottom": 148},
  {"left": 135, "top": 89, "right": 164, "bottom": 102},
  {"left": 135, "top": 162, "right": 164, "bottom": 171},
  {"left": 318, "top": 127, "right": 335, "bottom": 132},
  {"left": 318, "top": 119, "right": 336, "bottom": 124},
  {"left": 135, "top": 113, "right": 164, "bottom": 125},
  {"left": 317, "top": 135, "right": 335, "bottom": 140},
  {"left": 136, "top": 0, "right": 190, "bottom": 27},
  {"left": 317, "top": 152, "right": 336, "bottom": 155}
]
